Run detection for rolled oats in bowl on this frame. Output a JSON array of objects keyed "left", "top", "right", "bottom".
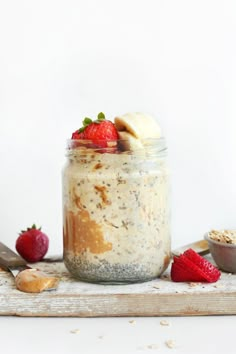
[
  {"left": 208, "top": 229, "right": 236, "bottom": 245},
  {"left": 205, "top": 230, "right": 236, "bottom": 273}
]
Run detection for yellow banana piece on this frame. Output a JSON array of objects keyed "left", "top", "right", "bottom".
[
  {"left": 117, "top": 131, "right": 143, "bottom": 151},
  {"left": 114, "top": 112, "right": 162, "bottom": 139}
]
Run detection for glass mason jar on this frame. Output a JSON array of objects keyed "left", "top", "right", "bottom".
[{"left": 62, "top": 138, "right": 171, "bottom": 284}]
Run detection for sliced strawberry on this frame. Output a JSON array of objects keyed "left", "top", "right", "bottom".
[
  {"left": 171, "top": 260, "right": 205, "bottom": 282},
  {"left": 183, "top": 249, "right": 221, "bottom": 282},
  {"left": 172, "top": 255, "right": 206, "bottom": 282},
  {"left": 171, "top": 249, "right": 221, "bottom": 283}
]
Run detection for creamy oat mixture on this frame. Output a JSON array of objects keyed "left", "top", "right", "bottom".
[
  {"left": 62, "top": 143, "right": 170, "bottom": 283},
  {"left": 208, "top": 230, "right": 236, "bottom": 245}
]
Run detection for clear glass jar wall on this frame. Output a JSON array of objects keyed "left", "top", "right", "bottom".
[{"left": 62, "top": 138, "right": 171, "bottom": 284}]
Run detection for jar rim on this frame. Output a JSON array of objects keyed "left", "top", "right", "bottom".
[
  {"left": 66, "top": 137, "right": 167, "bottom": 154},
  {"left": 66, "top": 138, "right": 167, "bottom": 158}
]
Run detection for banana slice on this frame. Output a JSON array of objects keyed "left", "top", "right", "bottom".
[
  {"left": 117, "top": 131, "right": 143, "bottom": 151},
  {"left": 114, "top": 112, "right": 162, "bottom": 139}
]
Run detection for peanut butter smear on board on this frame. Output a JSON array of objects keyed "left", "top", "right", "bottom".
[{"left": 15, "top": 269, "right": 59, "bottom": 293}]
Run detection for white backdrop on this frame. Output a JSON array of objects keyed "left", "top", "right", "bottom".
[{"left": 0, "top": 0, "right": 235, "bottom": 255}]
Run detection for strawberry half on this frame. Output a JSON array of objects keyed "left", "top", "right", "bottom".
[
  {"left": 71, "top": 112, "right": 118, "bottom": 149},
  {"left": 171, "top": 248, "right": 221, "bottom": 283}
]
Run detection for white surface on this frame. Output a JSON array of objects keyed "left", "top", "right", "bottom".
[
  {"left": 1, "top": 315, "right": 236, "bottom": 354},
  {"left": 0, "top": 1, "right": 236, "bottom": 352}
]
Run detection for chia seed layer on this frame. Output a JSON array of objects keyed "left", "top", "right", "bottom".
[{"left": 64, "top": 253, "right": 165, "bottom": 284}]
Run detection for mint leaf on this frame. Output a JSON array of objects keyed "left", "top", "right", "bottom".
[
  {"left": 83, "top": 117, "right": 92, "bottom": 126},
  {"left": 97, "top": 112, "right": 105, "bottom": 120},
  {"left": 76, "top": 113, "right": 106, "bottom": 134}
]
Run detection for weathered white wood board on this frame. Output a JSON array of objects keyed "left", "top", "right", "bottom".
[{"left": 0, "top": 258, "right": 236, "bottom": 317}]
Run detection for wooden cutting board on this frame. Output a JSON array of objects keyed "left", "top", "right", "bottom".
[{"left": 0, "top": 257, "right": 236, "bottom": 317}]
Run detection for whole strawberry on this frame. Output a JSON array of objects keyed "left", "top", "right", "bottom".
[
  {"left": 71, "top": 112, "right": 118, "bottom": 148},
  {"left": 16, "top": 224, "right": 49, "bottom": 263}
]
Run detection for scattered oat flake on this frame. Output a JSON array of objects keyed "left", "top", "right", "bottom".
[
  {"left": 70, "top": 329, "right": 80, "bottom": 334},
  {"left": 129, "top": 320, "right": 136, "bottom": 324},
  {"left": 152, "top": 285, "right": 162, "bottom": 289},
  {"left": 213, "top": 284, "right": 224, "bottom": 288},
  {"left": 165, "top": 340, "right": 177, "bottom": 349},
  {"left": 160, "top": 320, "right": 170, "bottom": 326},
  {"left": 188, "top": 282, "right": 201, "bottom": 287}
]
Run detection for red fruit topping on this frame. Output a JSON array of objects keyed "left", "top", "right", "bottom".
[
  {"left": 171, "top": 256, "right": 206, "bottom": 282},
  {"left": 71, "top": 130, "right": 85, "bottom": 140},
  {"left": 171, "top": 248, "right": 221, "bottom": 283},
  {"left": 71, "top": 112, "right": 118, "bottom": 148},
  {"left": 15, "top": 224, "right": 49, "bottom": 263}
]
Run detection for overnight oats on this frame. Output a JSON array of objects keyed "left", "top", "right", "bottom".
[{"left": 62, "top": 112, "right": 171, "bottom": 283}]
